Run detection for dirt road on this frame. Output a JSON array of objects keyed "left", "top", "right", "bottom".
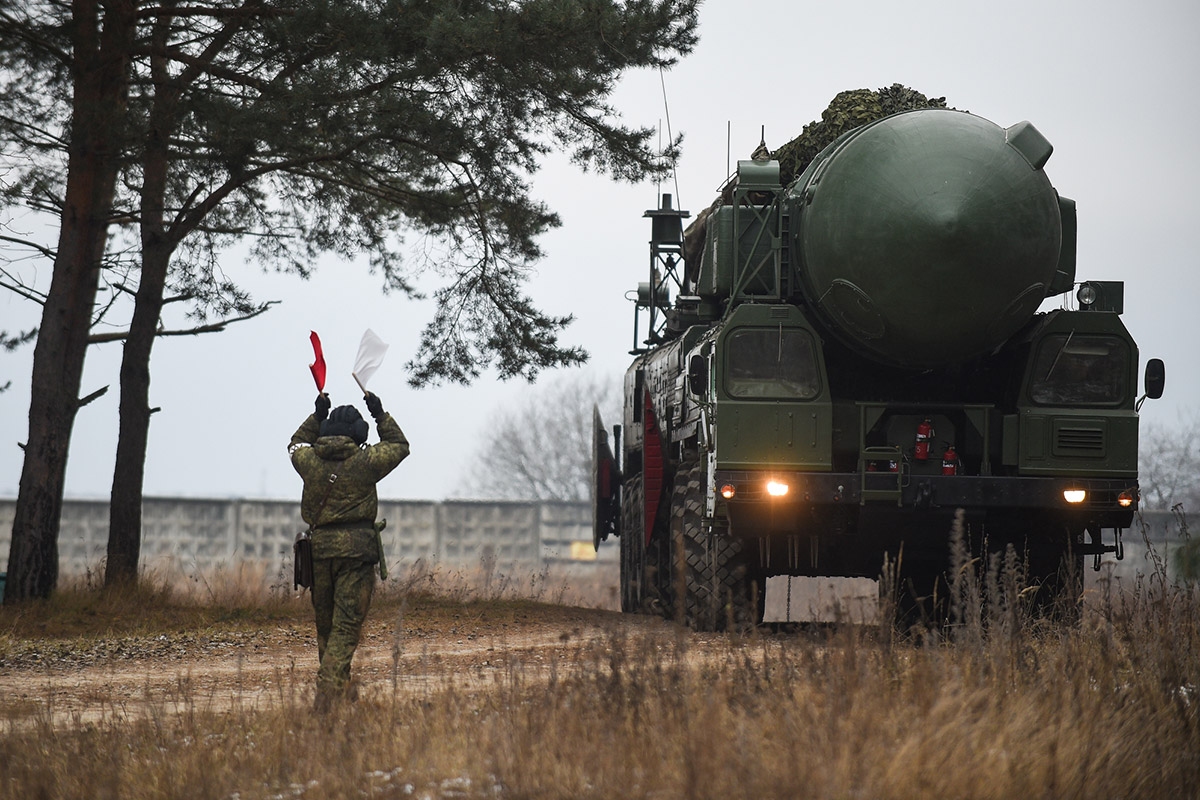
[
  {"left": 0, "top": 571, "right": 894, "bottom": 727},
  {"left": 0, "top": 601, "right": 692, "bottom": 725}
]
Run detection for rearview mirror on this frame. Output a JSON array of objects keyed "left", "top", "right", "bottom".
[{"left": 1144, "top": 358, "right": 1165, "bottom": 400}]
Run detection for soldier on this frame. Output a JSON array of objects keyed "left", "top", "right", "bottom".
[{"left": 289, "top": 390, "right": 410, "bottom": 711}]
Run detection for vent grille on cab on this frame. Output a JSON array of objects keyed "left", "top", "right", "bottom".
[{"left": 1053, "top": 424, "right": 1105, "bottom": 457}]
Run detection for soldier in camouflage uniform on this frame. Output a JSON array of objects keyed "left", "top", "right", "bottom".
[{"left": 289, "top": 391, "right": 409, "bottom": 709}]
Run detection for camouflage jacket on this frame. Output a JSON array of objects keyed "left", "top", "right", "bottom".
[{"left": 288, "top": 412, "right": 410, "bottom": 561}]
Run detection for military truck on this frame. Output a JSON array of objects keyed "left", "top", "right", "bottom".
[{"left": 592, "top": 107, "right": 1165, "bottom": 630}]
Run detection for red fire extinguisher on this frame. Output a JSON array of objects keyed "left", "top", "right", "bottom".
[
  {"left": 942, "top": 446, "right": 958, "bottom": 476},
  {"left": 915, "top": 418, "right": 934, "bottom": 461}
]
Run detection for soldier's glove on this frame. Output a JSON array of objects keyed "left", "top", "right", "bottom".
[
  {"left": 315, "top": 392, "right": 331, "bottom": 421},
  {"left": 364, "top": 391, "right": 384, "bottom": 420}
]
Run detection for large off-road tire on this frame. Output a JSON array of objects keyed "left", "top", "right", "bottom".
[
  {"left": 621, "top": 470, "right": 674, "bottom": 616},
  {"left": 668, "top": 460, "right": 762, "bottom": 632},
  {"left": 619, "top": 474, "right": 644, "bottom": 614}
]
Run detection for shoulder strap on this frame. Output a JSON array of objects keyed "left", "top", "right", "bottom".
[{"left": 308, "top": 470, "right": 339, "bottom": 531}]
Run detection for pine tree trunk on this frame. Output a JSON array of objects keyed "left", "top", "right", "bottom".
[
  {"left": 104, "top": 32, "right": 177, "bottom": 589},
  {"left": 104, "top": 245, "right": 169, "bottom": 588},
  {"left": 5, "top": 0, "right": 137, "bottom": 603}
]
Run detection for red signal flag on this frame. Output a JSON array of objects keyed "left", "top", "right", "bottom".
[{"left": 309, "top": 330, "right": 327, "bottom": 391}]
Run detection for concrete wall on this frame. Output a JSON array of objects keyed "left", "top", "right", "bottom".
[
  {"left": 0, "top": 497, "right": 614, "bottom": 577},
  {"left": 0, "top": 499, "right": 1186, "bottom": 586}
]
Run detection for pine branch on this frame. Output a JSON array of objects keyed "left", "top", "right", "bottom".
[
  {"left": 0, "top": 113, "right": 71, "bottom": 150},
  {"left": 0, "top": 8, "right": 72, "bottom": 65},
  {"left": 85, "top": 300, "right": 278, "bottom": 343},
  {"left": 0, "top": 328, "right": 37, "bottom": 351},
  {"left": 0, "top": 234, "right": 57, "bottom": 263}
]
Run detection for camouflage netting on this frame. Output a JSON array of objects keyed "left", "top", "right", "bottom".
[{"left": 771, "top": 84, "right": 955, "bottom": 188}]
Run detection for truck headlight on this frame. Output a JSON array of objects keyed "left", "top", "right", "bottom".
[
  {"left": 766, "top": 480, "right": 789, "bottom": 497},
  {"left": 1063, "top": 489, "right": 1086, "bottom": 504}
]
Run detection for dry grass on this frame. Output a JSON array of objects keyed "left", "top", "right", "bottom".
[
  {"left": 0, "top": 563, "right": 303, "bottom": 643},
  {"left": 1, "top": 541, "right": 1197, "bottom": 799},
  {"left": 0, "top": 559, "right": 616, "bottom": 642}
]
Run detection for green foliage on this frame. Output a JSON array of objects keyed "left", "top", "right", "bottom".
[
  {"left": 0, "top": 328, "right": 36, "bottom": 392},
  {"left": 0, "top": 327, "right": 36, "bottom": 352},
  {"left": 0, "top": 0, "right": 700, "bottom": 383}
]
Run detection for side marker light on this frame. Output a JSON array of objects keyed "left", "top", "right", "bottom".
[{"left": 720, "top": 484, "right": 736, "bottom": 500}]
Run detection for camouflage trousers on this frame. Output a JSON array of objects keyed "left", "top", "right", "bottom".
[{"left": 311, "top": 557, "right": 376, "bottom": 695}]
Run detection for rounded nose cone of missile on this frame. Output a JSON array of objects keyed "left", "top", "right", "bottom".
[{"left": 793, "top": 109, "right": 1062, "bottom": 369}]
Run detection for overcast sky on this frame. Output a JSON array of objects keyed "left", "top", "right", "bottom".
[{"left": 1, "top": 0, "right": 1197, "bottom": 503}]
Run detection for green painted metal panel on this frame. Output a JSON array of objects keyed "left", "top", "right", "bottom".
[
  {"left": 716, "top": 401, "right": 833, "bottom": 471},
  {"left": 699, "top": 206, "right": 734, "bottom": 298},
  {"left": 1017, "top": 409, "right": 1137, "bottom": 476}
]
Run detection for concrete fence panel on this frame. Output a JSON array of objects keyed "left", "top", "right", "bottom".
[
  {"left": 437, "top": 501, "right": 540, "bottom": 567},
  {"left": 379, "top": 500, "right": 439, "bottom": 563},
  {"left": 0, "top": 496, "right": 609, "bottom": 577}
]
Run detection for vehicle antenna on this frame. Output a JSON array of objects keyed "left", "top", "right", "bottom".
[
  {"left": 658, "top": 67, "right": 681, "bottom": 207},
  {"left": 656, "top": 119, "right": 662, "bottom": 205}
]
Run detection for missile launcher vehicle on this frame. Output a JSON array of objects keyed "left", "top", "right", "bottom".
[{"left": 592, "top": 106, "right": 1165, "bottom": 630}]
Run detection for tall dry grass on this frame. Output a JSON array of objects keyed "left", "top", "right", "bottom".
[{"left": 1, "top": 529, "right": 1197, "bottom": 799}]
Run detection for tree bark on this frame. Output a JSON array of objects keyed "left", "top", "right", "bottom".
[
  {"left": 5, "top": 0, "right": 137, "bottom": 603},
  {"left": 104, "top": 245, "right": 169, "bottom": 587},
  {"left": 105, "top": 12, "right": 176, "bottom": 589}
]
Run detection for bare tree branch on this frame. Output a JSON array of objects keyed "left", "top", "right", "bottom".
[
  {"left": 77, "top": 385, "right": 110, "bottom": 409},
  {"left": 463, "top": 371, "right": 619, "bottom": 502},
  {"left": 1140, "top": 407, "right": 1200, "bottom": 511},
  {"left": 0, "top": 233, "right": 57, "bottom": 262}
]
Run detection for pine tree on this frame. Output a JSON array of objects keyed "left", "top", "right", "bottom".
[{"left": 1, "top": 0, "right": 699, "bottom": 598}]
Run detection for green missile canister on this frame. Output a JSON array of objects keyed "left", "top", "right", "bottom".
[{"left": 790, "top": 109, "right": 1066, "bottom": 369}]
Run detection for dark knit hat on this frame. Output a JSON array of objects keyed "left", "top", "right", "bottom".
[{"left": 320, "top": 405, "right": 368, "bottom": 445}]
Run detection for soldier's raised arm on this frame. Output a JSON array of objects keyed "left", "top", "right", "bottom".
[
  {"left": 363, "top": 391, "right": 409, "bottom": 478},
  {"left": 289, "top": 392, "right": 331, "bottom": 458}
]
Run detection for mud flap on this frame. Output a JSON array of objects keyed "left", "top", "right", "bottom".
[{"left": 592, "top": 405, "right": 621, "bottom": 550}]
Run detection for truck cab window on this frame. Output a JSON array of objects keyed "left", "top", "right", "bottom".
[
  {"left": 1029, "top": 333, "right": 1129, "bottom": 405},
  {"left": 725, "top": 328, "right": 820, "bottom": 399}
]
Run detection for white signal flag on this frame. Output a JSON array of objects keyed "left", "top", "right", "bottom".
[{"left": 352, "top": 328, "right": 389, "bottom": 391}]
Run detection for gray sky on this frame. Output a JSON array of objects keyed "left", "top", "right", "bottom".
[{"left": 1, "top": 0, "right": 1197, "bottom": 503}]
